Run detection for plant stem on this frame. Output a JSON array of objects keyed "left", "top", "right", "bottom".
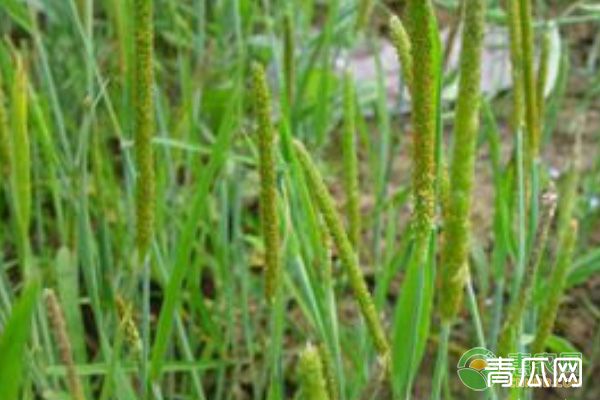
[
  {"left": 342, "top": 72, "right": 360, "bottom": 249},
  {"left": 431, "top": 322, "right": 450, "bottom": 400},
  {"left": 293, "top": 140, "right": 390, "bottom": 360}
]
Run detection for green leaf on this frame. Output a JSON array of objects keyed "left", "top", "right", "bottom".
[
  {"left": 567, "top": 248, "right": 600, "bottom": 287},
  {"left": 0, "top": 0, "right": 33, "bottom": 33},
  {"left": 55, "top": 247, "right": 86, "bottom": 362},
  {"left": 0, "top": 279, "right": 40, "bottom": 399},
  {"left": 391, "top": 235, "right": 435, "bottom": 397},
  {"left": 545, "top": 335, "right": 583, "bottom": 357}
]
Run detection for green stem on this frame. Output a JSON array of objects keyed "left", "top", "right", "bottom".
[
  {"left": 431, "top": 322, "right": 450, "bottom": 400},
  {"left": 293, "top": 140, "right": 390, "bottom": 360}
]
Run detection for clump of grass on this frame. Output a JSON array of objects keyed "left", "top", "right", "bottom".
[
  {"left": 292, "top": 139, "right": 390, "bottom": 360},
  {"left": 389, "top": 15, "right": 413, "bottom": 94},
  {"left": 251, "top": 62, "right": 280, "bottom": 303},
  {"left": 342, "top": 72, "right": 360, "bottom": 248},
  {"left": 439, "top": 0, "right": 485, "bottom": 322},
  {"left": 44, "top": 289, "right": 85, "bottom": 400},
  {"left": 532, "top": 219, "right": 578, "bottom": 354},
  {"left": 297, "top": 343, "right": 330, "bottom": 400},
  {"left": 497, "top": 187, "right": 557, "bottom": 355},
  {"left": 133, "top": 0, "right": 155, "bottom": 256}
]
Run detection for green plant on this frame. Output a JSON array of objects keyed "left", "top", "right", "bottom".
[{"left": 0, "top": 1, "right": 597, "bottom": 398}]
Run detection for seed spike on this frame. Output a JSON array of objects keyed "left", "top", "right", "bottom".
[
  {"left": 133, "top": 0, "right": 155, "bottom": 256},
  {"left": 439, "top": 0, "right": 486, "bottom": 322},
  {"left": 293, "top": 139, "right": 389, "bottom": 359},
  {"left": 251, "top": 62, "right": 280, "bottom": 303}
]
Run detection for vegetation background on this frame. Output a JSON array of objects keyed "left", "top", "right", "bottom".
[{"left": 0, "top": 0, "right": 598, "bottom": 399}]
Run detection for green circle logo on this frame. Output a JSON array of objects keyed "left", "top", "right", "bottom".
[{"left": 457, "top": 347, "right": 495, "bottom": 391}]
